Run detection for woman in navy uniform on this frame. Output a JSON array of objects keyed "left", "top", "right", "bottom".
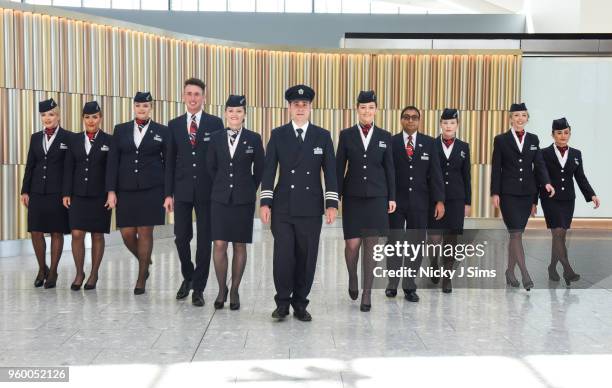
[
  {"left": 106, "top": 92, "right": 170, "bottom": 295},
  {"left": 428, "top": 108, "right": 471, "bottom": 293},
  {"left": 491, "top": 103, "right": 555, "bottom": 291},
  {"left": 336, "top": 90, "right": 395, "bottom": 312},
  {"left": 20, "top": 98, "right": 71, "bottom": 288},
  {"left": 207, "top": 95, "right": 265, "bottom": 310},
  {"left": 540, "top": 117, "right": 600, "bottom": 286},
  {"left": 62, "top": 101, "right": 112, "bottom": 290}
]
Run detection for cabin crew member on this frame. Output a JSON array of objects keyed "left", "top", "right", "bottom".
[
  {"left": 260, "top": 84, "right": 338, "bottom": 322},
  {"left": 106, "top": 92, "right": 170, "bottom": 295},
  {"left": 62, "top": 101, "right": 112, "bottom": 290},
  {"left": 20, "top": 98, "right": 71, "bottom": 288},
  {"left": 207, "top": 95, "right": 264, "bottom": 310},
  {"left": 540, "top": 117, "right": 599, "bottom": 286},
  {"left": 386, "top": 105, "right": 445, "bottom": 303},
  {"left": 164, "top": 78, "right": 224, "bottom": 306},
  {"left": 336, "top": 90, "right": 396, "bottom": 312},
  {"left": 427, "top": 108, "right": 471, "bottom": 294},
  {"left": 491, "top": 103, "right": 555, "bottom": 291}
]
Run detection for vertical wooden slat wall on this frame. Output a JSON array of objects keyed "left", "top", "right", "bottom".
[{"left": 0, "top": 7, "right": 521, "bottom": 240}]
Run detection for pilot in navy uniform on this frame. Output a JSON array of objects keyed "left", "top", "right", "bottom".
[
  {"left": 427, "top": 108, "right": 471, "bottom": 293},
  {"left": 540, "top": 117, "right": 599, "bottom": 286},
  {"left": 259, "top": 84, "right": 338, "bottom": 322},
  {"left": 164, "top": 78, "right": 225, "bottom": 307},
  {"left": 20, "top": 98, "right": 71, "bottom": 289},
  {"left": 336, "top": 90, "right": 396, "bottom": 312},
  {"left": 207, "top": 95, "right": 265, "bottom": 310},
  {"left": 62, "top": 101, "right": 112, "bottom": 291},
  {"left": 386, "top": 105, "right": 445, "bottom": 303},
  {"left": 105, "top": 91, "right": 170, "bottom": 295},
  {"left": 490, "top": 102, "right": 555, "bottom": 291}
]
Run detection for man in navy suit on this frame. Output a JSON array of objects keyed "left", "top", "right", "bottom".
[
  {"left": 386, "top": 106, "right": 445, "bottom": 302},
  {"left": 164, "top": 78, "right": 224, "bottom": 306},
  {"left": 260, "top": 84, "right": 339, "bottom": 322}
]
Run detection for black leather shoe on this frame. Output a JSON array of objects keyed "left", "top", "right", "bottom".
[
  {"left": 70, "top": 273, "right": 85, "bottom": 291},
  {"left": 271, "top": 307, "right": 289, "bottom": 320},
  {"left": 192, "top": 291, "right": 205, "bottom": 307},
  {"left": 293, "top": 308, "right": 312, "bottom": 322},
  {"left": 442, "top": 278, "right": 452, "bottom": 294},
  {"left": 176, "top": 280, "right": 192, "bottom": 300},
  {"left": 348, "top": 289, "right": 359, "bottom": 300},
  {"left": 385, "top": 288, "right": 397, "bottom": 298},
  {"left": 84, "top": 281, "right": 97, "bottom": 290},
  {"left": 404, "top": 289, "right": 420, "bottom": 302},
  {"left": 133, "top": 287, "right": 145, "bottom": 295},
  {"left": 360, "top": 304, "right": 371, "bottom": 312}
]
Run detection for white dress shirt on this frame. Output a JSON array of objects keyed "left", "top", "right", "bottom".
[{"left": 133, "top": 120, "right": 150, "bottom": 149}]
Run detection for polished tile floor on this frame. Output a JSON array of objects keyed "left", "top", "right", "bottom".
[{"left": 1, "top": 227, "right": 612, "bottom": 387}]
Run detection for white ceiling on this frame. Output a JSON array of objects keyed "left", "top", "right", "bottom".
[{"left": 378, "top": 0, "right": 526, "bottom": 14}]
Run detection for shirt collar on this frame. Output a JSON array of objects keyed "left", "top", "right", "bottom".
[
  {"left": 187, "top": 110, "right": 203, "bottom": 123},
  {"left": 292, "top": 120, "right": 309, "bottom": 136},
  {"left": 403, "top": 130, "right": 417, "bottom": 143}
]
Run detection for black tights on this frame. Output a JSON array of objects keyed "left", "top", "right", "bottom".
[
  {"left": 120, "top": 226, "right": 154, "bottom": 288},
  {"left": 71, "top": 230, "right": 105, "bottom": 286},
  {"left": 31, "top": 232, "right": 63, "bottom": 280},
  {"left": 507, "top": 231, "right": 531, "bottom": 282},
  {"left": 550, "top": 228, "right": 577, "bottom": 276},
  {"left": 429, "top": 233, "right": 457, "bottom": 286},
  {"left": 345, "top": 236, "right": 379, "bottom": 305},
  {"left": 213, "top": 241, "right": 247, "bottom": 303}
]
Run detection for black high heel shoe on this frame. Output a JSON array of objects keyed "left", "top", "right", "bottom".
[
  {"left": 70, "top": 273, "right": 85, "bottom": 291},
  {"left": 229, "top": 290, "right": 240, "bottom": 310},
  {"left": 442, "top": 278, "right": 452, "bottom": 294},
  {"left": 548, "top": 264, "right": 560, "bottom": 281},
  {"left": 348, "top": 289, "right": 359, "bottom": 300},
  {"left": 44, "top": 272, "right": 58, "bottom": 289},
  {"left": 505, "top": 269, "right": 520, "bottom": 288},
  {"left": 133, "top": 287, "right": 145, "bottom": 295},
  {"left": 214, "top": 287, "right": 228, "bottom": 309},
  {"left": 563, "top": 272, "right": 580, "bottom": 286},
  {"left": 522, "top": 273, "right": 534, "bottom": 291},
  {"left": 84, "top": 275, "right": 98, "bottom": 290},
  {"left": 34, "top": 266, "right": 50, "bottom": 288}
]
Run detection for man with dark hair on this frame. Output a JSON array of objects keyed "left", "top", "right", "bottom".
[
  {"left": 386, "top": 105, "right": 445, "bottom": 303},
  {"left": 164, "top": 77, "right": 224, "bottom": 306}
]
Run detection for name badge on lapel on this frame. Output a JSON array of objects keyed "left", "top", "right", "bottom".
[
  {"left": 313, "top": 147, "right": 323, "bottom": 155},
  {"left": 101, "top": 145, "right": 110, "bottom": 152},
  {"left": 59, "top": 143, "right": 68, "bottom": 149},
  {"left": 153, "top": 134, "right": 162, "bottom": 142},
  {"left": 421, "top": 152, "right": 429, "bottom": 161},
  {"left": 460, "top": 150, "right": 466, "bottom": 158},
  {"left": 530, "top": 145, "right": 538, "bottom": 151},
  {"left": 574, "top": 158, "right": 580, "bottom": 165},
  {"left": 203, "top": 132, "right": 210, "bottom": 142},
  {"left": 378, "top": 141, "right": 387, "bottom": 149},
  {"left": 246, "top": 145, "right": 254, "bottom": 154}
]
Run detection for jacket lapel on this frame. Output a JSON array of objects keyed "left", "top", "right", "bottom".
[
  {"left": 232, "top": 130, "right": 249, "bottom": 161},
  {"left": 352, "top": 126, "right": 366, "bottom": 152},
  {"left": 293, "top": 123, "right": 317, "bottom": 167}
]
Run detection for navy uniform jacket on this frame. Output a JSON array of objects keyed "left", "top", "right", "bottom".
[
  {"left": 490, "top": 130, "right": 550, "bottom": 202},
  {"left": 260, "top": 122, "right": 338, "bottom": 216},
  {"left": 391, "top": 132, "right": 444, "bottom": 211},
  {"left": 539, "top": 145, "right": 595, "bottom": 201},
  {"left": 207, "top": 128, "right": 265, "bottom": 205},
  {"left": 434, "top": 136, "right": 471, "bottom": 205},
  {"left": 62, "top": 131, "right": 112, "bottom": 197},
  {"left": 164, "top": 112, "right": 224, "bottom": 202},
  {"left": 336, "top": 125, "right": 395, "bottom": 200},
  {"left": 21, "top": 128, "right": 71, "bottom": 195},
  {"left": 105, "top": 120, "right": 169, "bottom": 192}
]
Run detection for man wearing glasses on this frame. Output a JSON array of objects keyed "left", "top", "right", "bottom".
[{"left": 385, "top": 106, "right": 445, "bottom": 302}]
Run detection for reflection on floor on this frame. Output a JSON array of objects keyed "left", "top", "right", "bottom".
[{"left": 1, "top": 228, "right": 611, "bottom": 387}]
